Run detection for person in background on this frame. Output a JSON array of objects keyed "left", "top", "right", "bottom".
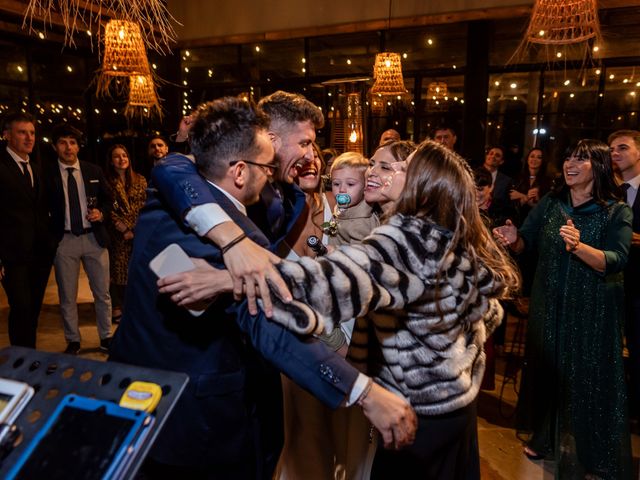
[
  {"left": 433, "top": 126, "right": 457, "bottom": 151},
  {"left": 143, "top": 135, "right": 169, "bottom": 178},
  {"left": 483, "top": 145, "right": 513, "bottom": 211},
  {"left": 148, "top": 135, "right": 168, "bottom": 163},
  {"left": 509, "top": 147, "right": 551, "bottom": 225},
  {"left": 0, "top": 112, "right": 55, "bottom": 348},
  {"left": 609, "top": 129, "right": 640, "bottom": 434},
  {"left": 46, "top": 124, "right": 113, "bottom": 355},
  {"left": 494, "top": 139, "right": 632, "bottom": 479},
  {"left": 104, "top": 144, "right": 147, "bottom": 324},
  {"left": 378, "top": 128, "right": 401, "bottom": 146}
]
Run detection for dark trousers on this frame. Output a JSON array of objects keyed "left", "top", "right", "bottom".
[
  {"left": 1, "top": 259, "right": 52, "bottom": 348},
  {"left": 371, "top": 399, "right": 480, "bottom": 480}
]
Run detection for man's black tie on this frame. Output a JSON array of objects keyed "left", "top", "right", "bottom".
[
  {"left": 20, "top": 161, "right": 32, "bottom": 187},
  {"left": 67, "top": 167, "right": 84, "bottom": 236}
]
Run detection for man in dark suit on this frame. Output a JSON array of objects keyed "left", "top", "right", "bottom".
[
  {"left": 0, "top": 112, "right": 56, "bottom": 348},
  {"left": 609, "top": 129, "right": 640, "bottom": 428},
  {"left": 111, "top": 97, "right": 415, "bottom": 478},
  {"left": 483, "top": 145, "right": 514, "bottom": 211},
  {"left": 46, "top": 124, "right": 112, "bottom": 355}
]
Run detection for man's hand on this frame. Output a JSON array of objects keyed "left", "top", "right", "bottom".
[
  {"left": 86, "top": 208, "right": 103, "bottom": 222},
  {"left": 632, "top": 231, "right": 640, "bottom": 247},
  {"left": 175, "top": 115, "right": 193, "bottom": 143},
  {"left": 221, "top": 238, "right": 291, "bottom": 317},
  {"left": 360, "top": 383, "right": 417, "bottom": 450},
  {"left": 158, "top": 258, "right": 232, "bottom": 306},
  {"left": 205, "top": 222, "right": 292, "bottom": 317}
]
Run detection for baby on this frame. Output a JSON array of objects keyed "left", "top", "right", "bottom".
[{"left": 327, "top": 152, "right": 379, "bottom": 247}]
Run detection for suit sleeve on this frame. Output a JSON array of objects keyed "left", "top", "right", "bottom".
[
  {"left": 95, "top": 166, "right": 113, "bottom": 219},
  {"left": 232, "top": 300, "right": 358, "bottom": 409},
  {"left": 151, "top": 154, "right": 221, "bottom": 228},
  {"left": 603, "top": 203, "right": 632, "bottom": 275}
]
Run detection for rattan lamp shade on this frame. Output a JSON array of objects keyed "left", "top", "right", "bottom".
[
  {"left": 526, "top": 0, "right": 600, "bottom": 45},
  {"left": 124, "top": 74, "right": 162, "bottom": 119},
  {"left": 97, "top": 19, "right": 151, "bottom": 98},
  {"left": 102, "top": 20, "right": 150, "bottom": 76},
  {"left": 370, "top": 53, "right": 408, "bottom": 96}
]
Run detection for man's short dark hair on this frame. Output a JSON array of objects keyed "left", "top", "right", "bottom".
[
  {"left": 190, "top": 97, "right": 270, "bottom": 180},
  {"left": 258, "top": 90, "right": 324, "bottom": 131},
  {"left": 2, "top": 112, "right": 35, "bottom": 133},
  {"left": 433, "top": 125, "right": 456, "bottom": 137},
  {"left": 51, "top": 124, "right": 83, "bottom": 145},
  {"left": 474, "top": 167, "right": 493, "bottom": 188}
]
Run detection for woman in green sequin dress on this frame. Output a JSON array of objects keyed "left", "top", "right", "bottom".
[{"left": 494, "top": 139, "right": 633, "bottom": 479}]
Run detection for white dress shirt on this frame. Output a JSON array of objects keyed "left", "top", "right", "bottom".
[
  {"left": 623, "top": 172, "right": 640, "bottom": 207},
  {"left": 57, "top": 159, "right": 91, "bottom": 230}
]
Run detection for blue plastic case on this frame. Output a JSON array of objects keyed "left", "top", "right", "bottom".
[{"left": 6, "top": 394, "right": 153, "bottom": 480}]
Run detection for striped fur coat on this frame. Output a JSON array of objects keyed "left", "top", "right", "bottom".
[{"left": 270, "top": 213, "right": 504, "bottom": 416}]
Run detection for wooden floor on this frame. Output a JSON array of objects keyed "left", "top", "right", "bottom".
[{"left": 1, "top": 268, "right": 638, "bottom": 479}]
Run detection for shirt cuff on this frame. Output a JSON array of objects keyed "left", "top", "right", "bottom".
[
  {"left": 185, "top": 204, "right": 232, "bottom": 236},
  {"left": 345, "top": 373, "right": 370, "bottom": 407}
]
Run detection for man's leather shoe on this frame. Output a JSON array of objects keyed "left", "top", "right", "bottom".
[{"left": 64, "top": 342, "right": 81, "bottom": 355}]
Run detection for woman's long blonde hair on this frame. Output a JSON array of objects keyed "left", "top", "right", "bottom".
[{"left": 395, "top": 140, "right": 521, "bottom": 299}]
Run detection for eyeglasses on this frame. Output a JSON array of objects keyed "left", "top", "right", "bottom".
[
  {"left": 230, "top": 159, "right": 278, "bottom": 176},
  {"left": 564, "top": 155, "right": 591, "bottom": 163}
]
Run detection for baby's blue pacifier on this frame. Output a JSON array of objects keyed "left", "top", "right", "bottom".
[{"left": 336, "top": 193, "right": 351, "bottom": 207}]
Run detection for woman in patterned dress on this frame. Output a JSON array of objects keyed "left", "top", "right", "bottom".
[{"left": 105, "top": 144, "right": 147, "bottom": 322}]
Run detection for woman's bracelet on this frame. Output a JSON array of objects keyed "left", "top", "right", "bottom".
[
  {"left": 357, "top": 377, "right": 374, "bottom": 407},
  {"left": 221, "top": 233, "right": 248, "bottom": 254}
]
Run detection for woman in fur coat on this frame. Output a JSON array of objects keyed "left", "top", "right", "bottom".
[{"left": 266, "top": 141, "right": 520, "bottom": 479}]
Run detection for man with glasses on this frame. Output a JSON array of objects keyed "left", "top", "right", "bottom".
[{"left": 111, "top": 97, "right": 415, "bottom": 477}]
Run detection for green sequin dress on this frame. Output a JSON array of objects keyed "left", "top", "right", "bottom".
[{"left": 515, "top": 192, "right": 633, "bottom": 479}]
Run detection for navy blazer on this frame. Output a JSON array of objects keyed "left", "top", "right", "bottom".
[
  {"left": 109, "top": 177, "right": 359, "bottom": 468},
  {"left": 45, "top": 159, "right": 112, "bottom": 248},
  {"left": 0, "top": 147, "right": 55, "bottom": 265}
]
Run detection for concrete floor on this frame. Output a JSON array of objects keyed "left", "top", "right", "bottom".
[{"left": 1, "top": 268, "right": 638, "bottom": 479}]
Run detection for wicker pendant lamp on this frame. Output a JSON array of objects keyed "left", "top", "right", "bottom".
[
  {"left": 526, "top": 0, "right": 600, "bottom": 45},
  {"left": 124, "top": 74, "right": 162, "bottom": 120},
  {"left": 96, "top": 19, "right": 151, "bottom": 97},
  {"left": 370, "top": 0, "right": 407, "bottom": 97},
  {"left": 427, "top": 81, "right": 448, "bottom": 110},
  {"left": 371, "top": 53, "right": 408, "bottom": 96}
]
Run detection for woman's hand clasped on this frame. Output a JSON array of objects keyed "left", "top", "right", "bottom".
[{"left": 559, "top": 219, "right": 581, "bottom": 252}]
